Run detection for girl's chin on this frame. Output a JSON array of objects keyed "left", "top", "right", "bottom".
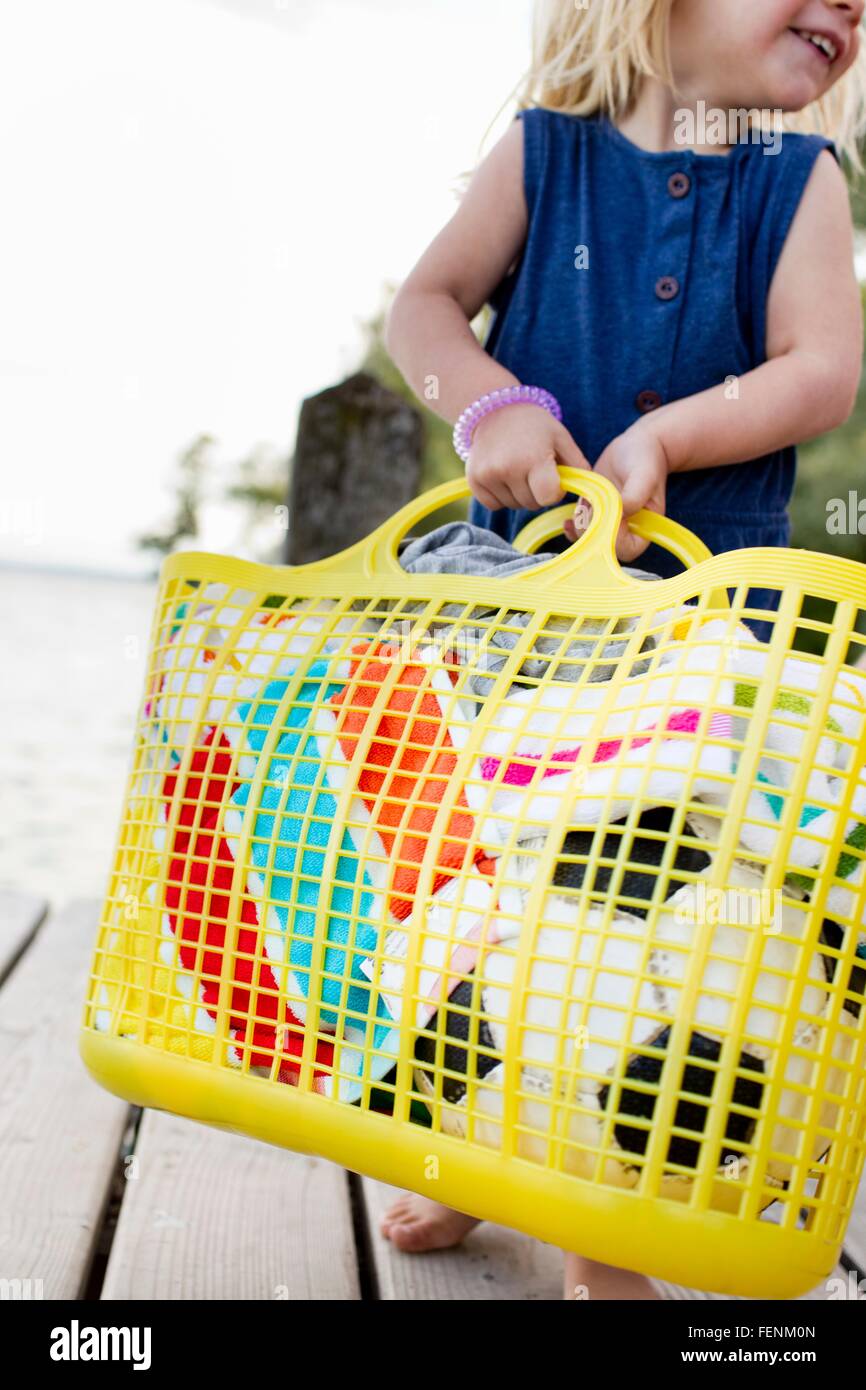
[{"left": 768, "top": 70, "right": 832, "bottom": 112}]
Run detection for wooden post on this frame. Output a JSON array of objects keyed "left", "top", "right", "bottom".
[{"left": 285, "top": 372, "right": 424, "bottom": 565}]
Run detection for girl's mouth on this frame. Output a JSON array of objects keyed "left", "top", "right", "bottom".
[{"left": 788, "top": 27, "right": 841, "bottom": 64}]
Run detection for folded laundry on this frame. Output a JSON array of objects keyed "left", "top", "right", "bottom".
[
  {"left": 117, "top": 544, "right": 866, "bottom": 1123},
  {"left": 459, "top": 617, "right": 866, "bottom": 878},
  {"left": 723, "top": 653, "right": 866, "bottom": 873},
  {"left": 463, "top": 623, "right": 740, "bottom": 844},
  {"left": 317, "top": 638, "right": 507, "bottom": 1067},
  {"left": 413, "top": 858, "right": 851, "bottom": 1197},
  {"left": 93, "top": 725, "right": 341, "bottom": 1089},
  {"left": 159, "top": 727, "right": 336, "bottom": 1087},
  {"left": 218, "top": 639, "right": 505, "bottom": 1102},
  {"left": 479, "top": 708, "right": 734, "bottom": 789},
  {"left": 542, "top": 804, "right": 713, "bottom": 918},
  {"left": 359, "top": 868, "right": 507, "bottom": 1037},
  {"left": 313, "top": 640, "right": 486, "bottom": 919},
  {"left": 674, "top": 808, "right": 866, "bottom": 1017},
  {"left": 460, "top": 634, "right": 737, "bottom": 769},
  {"left": 399, "top": 521, "right": 575, "bottom": 580},
  {"left": 221, "top": 654, "right": 405, "bottom": 1101},
  {"left": 449, "top": 610, "right": 669, "bottom": 699},
  {"left": 146, "top": 584, "right": 362, "bottom": 757},
  {"left": 820, "top": 916, "right": 866, "bottom": 1018},
  {"left": 729, "top": 649, "right": 866, "bottom": 777},
  {"left": 367, "top": 808, "right": 711, "bottom": 1068},
  {"left": 397, "top": 521, "right": 685, "bottom": 698}
]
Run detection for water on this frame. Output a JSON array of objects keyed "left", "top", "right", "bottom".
[{"left": 0, "top": 567, "right": 157, "bottom": 907}]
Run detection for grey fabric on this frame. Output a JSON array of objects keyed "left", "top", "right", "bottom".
[
  {"left": 395, "top": 521, "right": 664, "bottom": 699},
  {"left": 400, "top": 521, "right": 562, "bottom": 578},
  {"left": 399, "top": 521, "right": 660, "bottom": 584},
  {"left": 457, "top": 613, "right": 656, "bottom": 698}
]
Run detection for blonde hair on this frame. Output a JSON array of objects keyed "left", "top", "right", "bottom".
[{"left": 468, "top": 0, "right": 866, "bottom": 175}]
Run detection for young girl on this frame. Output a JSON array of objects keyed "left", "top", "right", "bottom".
[{"left": 381, "top": 0, "right": 866, "bottom": 1299}]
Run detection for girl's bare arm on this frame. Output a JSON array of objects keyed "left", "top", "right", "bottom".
[
  {"left": 385, "top": 122, "right": 527, "bottom": 422},
  {"left": 643, "top": 152, "right": 862, "bottom": 474},
  {"left": 385, "top": 120, "right": 588, "bottom": 512}
]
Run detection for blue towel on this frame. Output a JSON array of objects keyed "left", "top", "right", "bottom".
[{"left": 230, "top": 661, "right": 393, "bottom": 1052}]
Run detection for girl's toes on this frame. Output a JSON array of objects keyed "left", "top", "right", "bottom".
[{"left": 380, "top": 1195, "right": 414, "bottom": 1236}]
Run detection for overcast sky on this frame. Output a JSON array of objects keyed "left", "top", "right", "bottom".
[{"left": 0, "top": 0, "right": 532, "bottom": 573}]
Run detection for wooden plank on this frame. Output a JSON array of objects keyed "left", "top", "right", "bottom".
[
  {"left": 0, "top": 900, "right": 131, "bottom": 1299},
  {"left": 0, "top": 891, "right": 47, "bottom": 981},
  {"left": 102, "top": 1112, "right": 361, "bottom": 1300},
  {"left": 363, "top": 1179, "right": 860, "bottom": 1301},
  {"left": 361, "top": 1179, "right": 564, "bottom": 1300}
]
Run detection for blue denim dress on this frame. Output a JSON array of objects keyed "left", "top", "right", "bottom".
[{"left": 467, "top": 109, "right": 837, "bottom": 640}]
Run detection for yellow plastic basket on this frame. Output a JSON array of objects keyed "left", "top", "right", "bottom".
[{"left": 80, "top": 468, "right": 866, "bottom": 1298}]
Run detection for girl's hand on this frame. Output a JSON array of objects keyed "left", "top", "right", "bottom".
[
  {"left": 564, "top": 420, "right": 670, "bottom": 564},
  {"left": 466, "top": 404, "right": 590, "bottom": 512}
]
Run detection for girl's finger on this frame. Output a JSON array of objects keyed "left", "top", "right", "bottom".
[
  {"left": 468, "top": 463, "right": 523, "bottom": 512},
  {"left": 509, "top": 477, "right": 543, "bottom": 510},
  {"left": 527, "top": 456, "right": 566, "bottom": 508},
  {"left": 490, "top": 479, "right": 524, "bottom": 512},
  {"left": 619, "top": 468, "right": 651, "bottom": 516},
  {"left": 470, "top": 481, "right": 508, "bottom": 513},
  {"left": 619, "top": 537, "right": 650, "bottom": 563},
  {"left": 616, "top": 522, "right": 650, "bottom": 563},
  {"left": 621, "top": 460, "right": 666, "bottom": 518},
  {"left": 554, "top": 425, "right": 591, "bottom": 473}
]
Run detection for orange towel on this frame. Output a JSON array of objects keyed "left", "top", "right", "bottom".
[{"left": 328, "top": 642, "right": 496, "bottom": 920}]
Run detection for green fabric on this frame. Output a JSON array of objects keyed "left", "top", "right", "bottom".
[
  {"left": 785, "top": 819, "right": 866, "bottom": 894},
  {"left": 733, "top": 681, "right": 842, "bottom": 734},
  {"left": 733, "top": 680, "right": 862, "bottom": 888}
]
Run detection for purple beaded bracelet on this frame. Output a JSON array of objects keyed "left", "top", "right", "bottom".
[{"left": 452, "top": 385, "right": 563, "bottom": 464}]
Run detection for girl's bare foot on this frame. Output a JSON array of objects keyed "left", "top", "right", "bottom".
[
  {"left": 380, "top": 1193, "right": 480, "bottom": 1253},
  {"left": 564, "top": 1251, "right": 662, "bottom": 1300}
]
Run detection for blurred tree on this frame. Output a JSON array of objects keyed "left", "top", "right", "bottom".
[
  {"left": 789, "top": 250, "right": 866, "bottom": 654},
  {"left": 847, "top": 167, "right": 866, "bottom": 230},
  {"left": 357, "top": 285, "right": 492, "bottom": 533},
  {"left": 224, "top": 445, "right": 289, "bottom": 559},
  {"left": 137, "top": 433, "right": 213, "bottom": 559},
  {"left": 792, "top": 284, "right": 866, "bottom": 565}
]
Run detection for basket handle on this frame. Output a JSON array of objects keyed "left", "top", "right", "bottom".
[{"left": 361, "top": 466, "right": 716, "bottom": 592}]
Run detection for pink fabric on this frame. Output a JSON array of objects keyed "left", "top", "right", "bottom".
[{"left": 480, "top": 709, "right": 733, "bottom": 788}]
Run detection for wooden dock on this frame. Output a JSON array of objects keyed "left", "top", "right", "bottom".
[{"left": 1, "top": 892, "right": 864, "bottom": 1301}]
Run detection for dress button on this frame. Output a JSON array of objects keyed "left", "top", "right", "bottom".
[
  {"left": 668, "top": 171, "right": 691, "bottom": 199},
  {"left": 636, "top": 389, "right": 662, "bottom": 413},
  {"left": 655, "top": 275, "right": 680, "bottom": 301}
]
